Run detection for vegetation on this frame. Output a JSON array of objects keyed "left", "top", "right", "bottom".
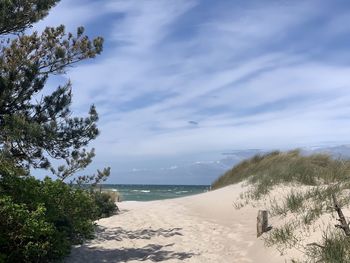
[
  {"left": 264, "top": 222, "right": 298, "bottom": 252},
  {"left": 305, "top": 230, "right": 350, "bottom": 263},
  {"left": 93, "top": 191, "right": 119, "bottom": 218},
  {"left": 212, "top": 150, "right": 350, "bottom": 198},
  {"left": 0, "top": 1, "right": 117, "bottom": 262},
  {"left": 212, "top": 150, "right": 350, "bottom": 262},
  {"left": 0, "top": 176, "right": 98, "bottom": 262},
  {"left": 0, "top": 175, "right": 118, "bottom": 263}
]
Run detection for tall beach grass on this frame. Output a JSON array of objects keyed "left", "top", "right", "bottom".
[{"left": 212, "top": 150, "right": 350, "bottom": 262}]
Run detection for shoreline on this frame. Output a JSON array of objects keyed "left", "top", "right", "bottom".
[
  {"left": 66, "top": 184, "right": 286, "bottom": 262},
  {"left": 101, "top": 184, "right": 210, "bottom": 202}
]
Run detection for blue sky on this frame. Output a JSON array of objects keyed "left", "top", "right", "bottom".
[{"left": 34, "top": 0, "right": 350, "bottom": 184}]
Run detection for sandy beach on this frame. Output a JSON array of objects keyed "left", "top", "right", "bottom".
[{"left": 65, "top": 184, "right": 289, "bottom": 263}]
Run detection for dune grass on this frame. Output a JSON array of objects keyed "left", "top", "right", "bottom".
[
  {"left": 212, "top": 150, "right": 350, "bottom": 262},
  {"left": 212, "top": 150, "right": 350, "bottom": 198},
  {"left": 264, "top": 222, "right": 298, "bottom": 252},
  {"left": 305, "top": 230, "right": 350, "bottom": 263}
]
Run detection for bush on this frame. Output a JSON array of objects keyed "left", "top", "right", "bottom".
[
  {"left": 93, "top": 191, "right": 118, "bottom": 218},
  {"left": 0, "top": 196, "right": 68, "bottom": 262},
  {"left": 0, "top": 175, "right": 99, "bottom": 262}
]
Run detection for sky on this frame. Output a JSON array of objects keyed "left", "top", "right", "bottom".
[{"left": 33, "top": 0, "right": 350, "bottom": 184}]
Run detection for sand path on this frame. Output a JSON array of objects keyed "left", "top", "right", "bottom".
[{"left": 66, "top": 184, "right": 286, "bottom": 262}]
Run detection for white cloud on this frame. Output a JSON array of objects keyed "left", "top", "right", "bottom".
[
  {"left": 33, "top": 0, "right": 350, "bottom": 182},
  {"left": 107, "top": 0, "right": 197, "bottom": 50},
  {"left": 34, "top": 0, "right": 105, "bottom": 32}
]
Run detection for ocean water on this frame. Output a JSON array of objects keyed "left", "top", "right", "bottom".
[{"left": 101, "top": 184, "right": 210, "bottom": 201}]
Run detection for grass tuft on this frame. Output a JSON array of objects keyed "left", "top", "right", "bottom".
[
  {"left": 306, "top": 230, "right": 350, "bottom": 263},
  {"left": 264, "top": 222, "right": 298, "bottom": 253},
  {"left": 285, "top": 190, "right": 304, "bottom": 213}
]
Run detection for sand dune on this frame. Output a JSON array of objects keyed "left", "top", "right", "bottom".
[{"left": 66, "top": 184, "right": 287, "bottom": 262}]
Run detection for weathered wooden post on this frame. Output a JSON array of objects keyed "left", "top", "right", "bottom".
[{"left": 257, "top": 210, "right": 269, "bottom": 237}]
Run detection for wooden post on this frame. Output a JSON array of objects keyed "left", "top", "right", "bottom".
[
  {"left": 257, "top": 210, "right": 269, "bottom": 237},
  {"left": 332, "top": 194, "right": 350, "bottom": 236}
]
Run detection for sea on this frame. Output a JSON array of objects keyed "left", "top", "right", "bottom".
[{"left": 100, "top": 184, "right": 210, "bottom": 201}]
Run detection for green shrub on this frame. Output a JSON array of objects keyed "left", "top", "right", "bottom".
[
  {"left": 0, "top": 175, "right": 99, "bottom": 262},
  {"left": 0, "top": 196, "right": 68, "bottom": 262},
  {"left": 93, "top": 191, "right": 117, "bottom": 218}
]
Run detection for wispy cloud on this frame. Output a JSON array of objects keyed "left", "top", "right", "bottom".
[
  {"left": 35, "top": 0, "right": 350, "bottom": 183},
  {"left": 34, "top": 0, "right": 105, "bottom": 32}
]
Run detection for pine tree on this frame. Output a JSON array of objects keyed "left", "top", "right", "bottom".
[{"left": 0, "top": 0, "right": 110, "bottom": 184}]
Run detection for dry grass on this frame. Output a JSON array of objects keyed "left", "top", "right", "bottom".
[
  {"left": 101, "top": 190, "right": 122, "bottom": 202},
  {"left": 92, "top": 188, "right": 122, "bottom": 202}
]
